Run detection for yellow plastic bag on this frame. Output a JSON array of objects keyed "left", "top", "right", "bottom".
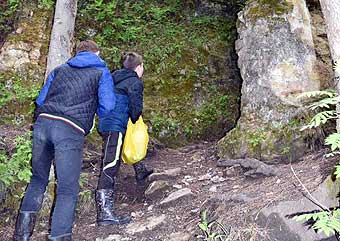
[{"left": 122, "top": 116, "right": 149, "bottom": 165}]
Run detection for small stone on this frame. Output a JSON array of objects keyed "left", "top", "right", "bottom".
[
  {"left": 211, "top": 176, "right": 226, "bottom": 183},
  {"left": 147, "top": 205, "right": 154, "bottom": 211},
  {"left": 209, "top": 185, "right": 217, "bottom": 192},
  {"left": 149, "top": 168, "right": 182, "bottom": 182},
  {"left": 160, "top": 188, "right": 194, "bottom": 206},
  {"left": 198, "top": 173, "right": 213, "bottom": 181},
  {"left": 165, "top": 232, "right": 191, "bottom": 241},
  {"left": 121, "top": 203, "right": 129, "bottom": 208},
  {"left": 126, "top": 214, "right": 166, "bottom": 234},
  {"left": 96, "top": 234, "right": 123, "bottom": 241},
  {"left": 168, "top": 207, "right": 175, "bottom": 212},
  {"left": 145, "top": 180, "right": 171, "bottom": 201},
  {"left": 190, "top": 208, "right": 200, "bottom": 213}
]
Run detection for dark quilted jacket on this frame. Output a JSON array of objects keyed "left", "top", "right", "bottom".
[{"left": 36, "top": 51, "right": 115, "bottom": 135}]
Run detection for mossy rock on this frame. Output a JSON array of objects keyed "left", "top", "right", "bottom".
[
  {"left": 244, "top": 0, "right": 294, "bottom": 21},
  {"left": 218, "top": 118, "right": 323, "bottom": 163},
  {"left": 0, "top": 1, "right": 53, "bottom": 126}
]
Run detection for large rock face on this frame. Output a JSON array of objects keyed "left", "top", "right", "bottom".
[
  {"left": 0, "top": 3, "right": 52, "bottom": 124},
  {"left": 218, "top": 0, "right": 331, "bottom": 163},
  {"left": 0, "top": 4, "right": 50, "bottom": 74}
]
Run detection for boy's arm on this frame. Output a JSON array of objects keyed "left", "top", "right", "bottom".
[
  {"left": 128, "top": 79, "right": 143, "bottom": 123},
  {"left": 97, "top": 67, "right": 116, "bottom": 117}
]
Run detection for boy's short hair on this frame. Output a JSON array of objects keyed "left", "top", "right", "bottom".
[
  {"left": 122, "top": 52, "right": 143, "bottom": 70},
  {"left": 76, "top": 40, "right": 100, "bottom": 53}
]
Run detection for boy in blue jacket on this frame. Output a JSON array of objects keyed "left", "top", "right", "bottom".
[
  {"left": 13, "top": 40, "right": 115, "bottom": 241},
  {"left": 96, "top": 52, "right": 153, "bottom": 226}
]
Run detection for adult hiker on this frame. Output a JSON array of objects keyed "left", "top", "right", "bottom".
[
  {"left": 96, "top": 52, "right": 153, "bottom": 226},
  {"left": 13, "top": 40, "right": 116, "bottom": 241}
]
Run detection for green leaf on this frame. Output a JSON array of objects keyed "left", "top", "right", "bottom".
[
  {"left": 325, "top": 133, "right": 340, "bottom": 151},
  {"left": 199, "top": 223, "right": 208, "bottom": 232},
  {"left": 300, "top": 110, "right": 337, "bottom": 130},
  {"left": 334, "top": 165, "right": 340, "bottom": 179}
]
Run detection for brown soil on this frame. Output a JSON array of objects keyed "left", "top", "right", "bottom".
[{"left": 0, "top": 128, "right": 337, "bottom": 241}]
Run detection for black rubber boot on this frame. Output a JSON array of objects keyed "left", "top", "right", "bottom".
[
  {"left": 133, "top": 162, "right": 154, "bottom": 184},
  {"left": 13, "top": 211, "right": 37, "bottom": 241},
  {"left": 48, "top": 234, "right": 72, "bottom": 241},
  {"left": 95, "top": 189, "right": 131, "bottom": 226}
]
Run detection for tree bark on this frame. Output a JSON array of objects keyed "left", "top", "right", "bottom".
[
  {"left": 319, "top": 0, "right": 340, "bottom": 131},
  {"left": 45, "top": 0, "right": 77, "bottom": 80},
  {"left": 44, "top": 0, "right": 77, "bottom": 182}
]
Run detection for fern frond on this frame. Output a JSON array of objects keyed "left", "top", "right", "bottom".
[
  {"left": 294, "top": 212, "right": 328, "bottom": 222},
  {"left": 300, "top": 110, "right": 337, "bottom": 130},
  {"left": 309, "top": 96, "right": 340, "bottom": 110},
  {"left": 325, "top": 133, "right": 340, "bottom": 151},
  {"left": 333, "top": 209, "right": 340, "bottom": 217},
  {"left": 334, "top": 164, "right": 340, "bottom": 179},
  {"left": 300, "top": 90, "right": 336, "bottom": 98}
]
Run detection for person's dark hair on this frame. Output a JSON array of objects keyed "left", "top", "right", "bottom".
[
  {"left": 76, "top": 40, "right": 100, "bottom": 54},
  {"left": 121, "top": 52, "right": 143, "bottom": 70}
]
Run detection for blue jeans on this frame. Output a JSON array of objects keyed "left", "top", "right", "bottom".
[{"left": 20, "top": 117, "right": 84, "bottom": 237}]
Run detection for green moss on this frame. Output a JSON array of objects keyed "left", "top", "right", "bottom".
[
  {"left": 245, "top": 0, "right": 293, "bottom": 21},
  {"left": 218, "top": 125, "right": 242, "bottom": 158},
  {"left": 76, "top": 0, "right": 240, "bottom": 146},
  {"left": 218, "top": 115, "right": 317, "bottom": 163}
]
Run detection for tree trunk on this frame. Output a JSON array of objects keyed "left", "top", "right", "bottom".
[
  {"left": 319, "top": 0, "right": 340, "bottom": 131},
  {"left": 45, "top": 0, "right": 77, "bottom": 79},
  {"left": 44, "top": 0, "right": 77, "bottom": 183}
]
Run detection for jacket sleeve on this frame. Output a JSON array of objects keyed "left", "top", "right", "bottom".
[
  {"left": 128, "top": 79, "right": 143, "bottom": 123},
  {"left": 35, "top": 70, "right": 55, "bottom": 106},
  {"left": 97, "top": 67, "right": 116, "bottom": 117}
]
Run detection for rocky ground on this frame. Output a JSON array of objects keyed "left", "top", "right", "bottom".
[{"left": 0, "top": 131, "right": 338, "bottom": 241}]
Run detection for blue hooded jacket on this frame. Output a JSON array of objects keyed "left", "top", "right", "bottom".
[
  {"left": 98, "top": 68, "right": 143, "bottom": 134},
  {"left": 36, "top": 51, "right": 116, "bottom": 134}
]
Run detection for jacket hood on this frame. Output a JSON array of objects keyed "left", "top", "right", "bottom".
[
  {"left": 112, "top": 68, "right": 138, "bottom": 84},
  {"left": 67, "top": 51, "right": 106, "bottom": 68}
]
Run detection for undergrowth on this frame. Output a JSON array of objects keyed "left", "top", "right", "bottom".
[
  {"left": 76, "top": 0, "right": 239, "bottom": 145},
  {"left": 0, "top": 133, "right": 32, "bottom": 189}
]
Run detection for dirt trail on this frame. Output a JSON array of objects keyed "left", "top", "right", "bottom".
[{"left": 0, "top": 137, "right": 336, "bottom": 241}]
